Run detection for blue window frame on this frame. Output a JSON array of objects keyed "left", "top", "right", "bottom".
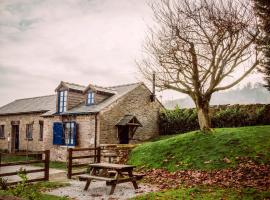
[
  {"left": 87, "top": 92, "right": 94, "bottom": 105},
  {"left": 58, "top": 91, "right": 67, "bottom": 113},
  {"left": 53, "top": 122, "right": 76, "bottom": 146}
]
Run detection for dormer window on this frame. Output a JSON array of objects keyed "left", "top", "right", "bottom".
[
  {"left": 87, "top": 92, "right": 94, "bottom": 105},
  {"left": 58, "top": 91, "right": 67, "bottom": 113}
]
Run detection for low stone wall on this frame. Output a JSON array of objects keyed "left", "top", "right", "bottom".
[{"left": 100, "top": 144, "right": 136, "bottom": 164}]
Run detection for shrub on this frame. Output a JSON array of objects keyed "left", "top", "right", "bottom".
[{"left": 160, "top": 104, "right": 270, "bottom": 135}]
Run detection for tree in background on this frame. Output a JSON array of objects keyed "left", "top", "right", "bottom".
[
  {"left": 139, "top": 0, "right": 260, "bottom": 131},
  {"left": 254, "top": 0, "right": 270, "bottom": 91}
]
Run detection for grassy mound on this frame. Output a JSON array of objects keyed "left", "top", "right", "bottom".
[{"left": 128, "top": 126, "right": 270, "bottom": 171}]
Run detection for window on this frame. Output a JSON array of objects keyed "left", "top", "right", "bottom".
[
  {"left": 0, "top": 125, "right": 5, "bottom": 138},
  {"left": 58, "top": 91, "right": 67, "bottom": 113},
  {"left": 26, "top": 124, "right": 33, "bottom": 140},
  {"left": 53, "top": 122, "right": 76, "bottom": 146},
  {"left": 39, "top": 121, "right": 44, "bottom": 141},
  {"left": 87, "top": 92, "right": 94, "bottom": 105}
]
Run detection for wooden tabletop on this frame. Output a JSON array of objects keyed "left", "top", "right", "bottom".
[{"left": 89, "top": 162, "right": 135, "bottom": 170}]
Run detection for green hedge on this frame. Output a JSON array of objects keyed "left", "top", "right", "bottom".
[{"left": 159, "top": 104, "right": 270, "bottom": 135}]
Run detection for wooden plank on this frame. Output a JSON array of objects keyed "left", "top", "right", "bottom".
[
  {"left": 71, "top": 171, "right": 87, "bottom": 176},
  {"left": 1, "top": 151, "right": 45, "bottom": 156},
  {"left": 78, "top": 174, "right": 116, "bottom": 182},
  {"left": 72, "top": 163, "right": 88, "bottom": 168},
  {"left": 71, "top": 147, "right": 99, "bottom": 151},
  {"left": 0, "top": 169, "right": 45, "bottom": 177},
  {"left": 44, "top": 150, "right": 50, "bottom": 181},
  {"left": 89, "top": 162, "right": 135, "bottom": 170},
  {"left": 72, "top": 155, "right": 96, "bottom": 159},
  {"left": 0, "top": 160, "right": 45, "bottom": 167}
]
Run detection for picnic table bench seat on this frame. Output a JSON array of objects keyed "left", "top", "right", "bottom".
[{"left": 78, "top": 174, "right": 116, "bottom": 182}]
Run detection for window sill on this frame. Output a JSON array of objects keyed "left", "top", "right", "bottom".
[
  {"left": 0, "top": 137, "right": 5, "bottom": 140},
  {"left": 25, "top": 138, "right": 33, "bottom": 141}
]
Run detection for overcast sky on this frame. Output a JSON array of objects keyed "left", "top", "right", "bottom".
[{"left": 0, "top": 0, "right": 263, "bottom": 107}]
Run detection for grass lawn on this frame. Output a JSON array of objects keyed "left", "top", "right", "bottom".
[
  {"left": 133, "top": 186, "right": 270, "bottom": 200},
  {"left": 128, "top": 125, "right": 270, "bottom": 171}
]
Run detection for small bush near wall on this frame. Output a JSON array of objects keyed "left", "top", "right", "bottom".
[{"left": 159, "top": 104, "right": 270, "bottom": 135}]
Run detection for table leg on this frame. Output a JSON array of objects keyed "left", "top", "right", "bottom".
[
  {"left": 84, "top": 179, "right": 91, "bottom": 191},
  {"left": 128, "top": 170, "right": 139, "bottom": 189},
  {"left": 109, "top": 182, "right": 116, "bottom": 195}
]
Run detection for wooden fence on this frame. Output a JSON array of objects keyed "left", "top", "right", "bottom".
[
  {"left": 0, "top": 150, "right": 50, "bottom": 186},
  {"left": 67, "top": 147, "right": 100, "bottom": 179}
]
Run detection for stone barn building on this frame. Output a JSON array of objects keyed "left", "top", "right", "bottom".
[{"left": 0, "top": 81, "right": 163, "bottom": 161}]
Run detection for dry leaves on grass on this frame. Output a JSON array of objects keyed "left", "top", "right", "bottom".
[{"left": 140, "top": 160, "right": 270, "bottom": 191}]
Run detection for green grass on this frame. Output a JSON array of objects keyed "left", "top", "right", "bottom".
[
  {"left": 128, "top": 126, "right": 270, "bottom": 171},
  {"left": 1, "top": 155, "right": 67, "bottom": 170},
  {"left": 132, "top": 186, "right": 270, "bottom": 200}
]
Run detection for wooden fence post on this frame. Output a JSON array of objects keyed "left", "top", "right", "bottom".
[
  {"left": 96, "top": 147, "right": 101, "bottom": 163},
  {"left": 67, "top": 148, "right": 72, "bottom": 179},
  {"left": 0, "top": 152, "right": 2, "bottom": 167},
  {"left": 44, "top": 150, "right": 50, "bottom": 181}
]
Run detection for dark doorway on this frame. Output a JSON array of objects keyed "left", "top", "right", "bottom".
[
  {"left": 12, "top": 125, "right": 20, "bottom": 151},
  {"left": 118, "top": 126, "right": 129, "bottom": 144}
]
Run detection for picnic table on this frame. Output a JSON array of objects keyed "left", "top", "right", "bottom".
[{"left": 78, "top": 162, "right": 143, "bottom": 195}]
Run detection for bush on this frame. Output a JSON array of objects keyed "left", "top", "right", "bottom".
[{"left": 160, "top": 104, "right": 270, "bottom": 135}]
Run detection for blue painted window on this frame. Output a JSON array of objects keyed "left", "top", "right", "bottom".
[
  {"left": 58, "top": 91, "right": 67, "bottom": 113},
  {"left": 26, "top": 124, "right": 33, "bottom": 140},
  {"left": 53, "top": 122, "right": 63, "bottom": 145},
  {"left": 87, "top": 92, "right": 94, "bottom": 105},
  {"left": 53, "top": 122, "right": 76, "bottom": 146}
]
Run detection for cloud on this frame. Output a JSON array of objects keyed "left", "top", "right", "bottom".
[{"left": 0, "top": 0, "right": 264, "bottom": 106}]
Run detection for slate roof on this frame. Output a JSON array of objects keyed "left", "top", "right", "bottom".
[
  {"left": 0, "top": 82, "right": 143, "bottom": 116},
  {"left": 59, "top": 82, "right": 143, "bottom": 115},
  {"left": 0, "top": 95, "right": 56, "bottom": 116}
]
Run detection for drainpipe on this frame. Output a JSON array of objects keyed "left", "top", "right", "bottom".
[{"left": 94, "top": 112, "right": 98, "bottom": 162}]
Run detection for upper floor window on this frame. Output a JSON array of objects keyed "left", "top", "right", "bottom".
[
  {"left": 87, "top": 92, "right": 94, "bottom": 105},
  {"left": 26, "top": 124, "right": 33, "bottom": 140},
  {"left": 0, "top": 125, "right": 5, "bottom": 138},
  {"left": 58, "top": 91, "right": 67, "bottom": 113}
]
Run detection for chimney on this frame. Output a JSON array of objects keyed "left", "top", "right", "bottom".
[{"left": 150, "top": 72, "right": 156, "bottom": 102}]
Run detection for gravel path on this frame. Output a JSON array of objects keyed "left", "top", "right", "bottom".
[{"left": 47, "top": 180, "right": 157, "bottom": 200}]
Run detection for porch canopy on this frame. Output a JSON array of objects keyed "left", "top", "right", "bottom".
[
  {"left": 115, "top": 115, "right": 142, "bottom": 143},
  {"left": 115, "top": 115, "right": 142, "bottom": 127}
]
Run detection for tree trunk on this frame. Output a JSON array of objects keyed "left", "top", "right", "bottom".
[{"left": 196, "top": 102, "right": 211, "bottom": 132}]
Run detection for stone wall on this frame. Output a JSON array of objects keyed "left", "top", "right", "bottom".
[
  {"left": 99, "top": 84, "right": 163, "bottom": 144},
  {"left": 43, "top": 114, "right": 98, "bottom": 161},
  {"left": 100, "top": 144, "right": 136, "bottom": 164},
  {"left": 0, "top": 113, "right": 45, "bottom": 152}
]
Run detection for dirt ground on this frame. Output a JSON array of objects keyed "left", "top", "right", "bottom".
[
  {"left": 47, "top": 179, "right": 158, "bottom": 200},
  {"left": 0, "top": 165, "right": 65, "bottom": 182}
]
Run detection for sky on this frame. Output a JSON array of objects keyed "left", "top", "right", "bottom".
[{"left": 0, "top": 0, "right": 264, "bottom": 107}]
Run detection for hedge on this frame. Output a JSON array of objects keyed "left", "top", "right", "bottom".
[{"left": 159, "top": 104, "right": 270, "bottom": 135}]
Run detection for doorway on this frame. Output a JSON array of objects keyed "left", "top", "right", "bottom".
[
  {"left": 118, "top": 126, "right": 130, "bottom": 144},
  {"left": 12, "top": 125, "right": 20, "bottom": 151}
]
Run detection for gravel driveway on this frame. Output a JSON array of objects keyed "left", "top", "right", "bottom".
[{"left": 47, "top": 179, "right": 157, "bottom": 200}]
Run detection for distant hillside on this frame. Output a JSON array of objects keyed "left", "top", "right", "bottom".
[{"left": 164, "top": 83, "right": 270, "bottom": 109}]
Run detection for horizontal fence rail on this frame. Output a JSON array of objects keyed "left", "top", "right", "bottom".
[
  {"left": 67, "top": 147, "right": 101, "bottom": 179},
  {"left": 0, "top": 150, "right": 50, "bottom": 186}
]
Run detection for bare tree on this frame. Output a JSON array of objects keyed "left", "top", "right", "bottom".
[{"left": 139, "top": 0, "right": 260, "bottom": 131}]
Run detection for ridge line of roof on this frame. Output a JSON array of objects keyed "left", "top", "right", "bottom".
[
  {"left": 107, "top": 82, "right": 143, "bottom": 88},
  {"left": 62, "top": 81, "right": 86, "bottom": 88}
]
